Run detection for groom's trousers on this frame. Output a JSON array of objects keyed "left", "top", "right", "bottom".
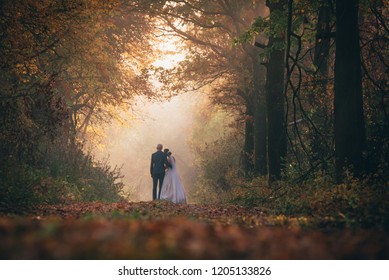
[{"left": 152, "top": 173, "right": 165, "bottom": 200}]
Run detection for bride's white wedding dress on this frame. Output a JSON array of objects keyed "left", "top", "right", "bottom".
[{"left": 160, "top": 156, "right": 187, "bottom": 204}]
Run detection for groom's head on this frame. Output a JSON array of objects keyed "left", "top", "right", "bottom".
[{"left": 156, "top": 144, "right": 163, "bottom": 151}]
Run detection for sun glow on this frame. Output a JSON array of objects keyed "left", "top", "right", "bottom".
[{"left": 152, "top": 37, "right": 186, "bottom": 69}]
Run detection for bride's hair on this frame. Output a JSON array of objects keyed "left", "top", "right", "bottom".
[{"left": 167, "top": 151, "right": 172, "bottom": 156}]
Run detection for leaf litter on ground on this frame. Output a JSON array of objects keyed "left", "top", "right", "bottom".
[{"left": 0, "top": 201, "right": 388, "bottom": 259}]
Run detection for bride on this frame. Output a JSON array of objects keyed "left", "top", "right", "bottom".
[{"left": 160, "top": 149, "right": 187, "bottom": 204}]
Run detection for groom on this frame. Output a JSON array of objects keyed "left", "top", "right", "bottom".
[{"left": 150, "top": 144, "right": 171, "bottom": 200}]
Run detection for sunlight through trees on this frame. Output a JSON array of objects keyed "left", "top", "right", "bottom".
[{"left": 0, "top": 1, "right": 388, "bottom": 230}]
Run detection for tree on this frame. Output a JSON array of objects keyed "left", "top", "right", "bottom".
[
  {"left": 359, "top": 0, "right": 389, "bottom": 172},
  {"left": 246, "top": 0, "right": 387, "bottom": 183},
  {"left": 257, "top": 0, "right": 288, "bottom": 182},
  {"left": 334, "top": 0, "right": 367, "bottom": 179},
  {"left": 314, "top": 2, "right": 332, "bottom": 78},
  {"left": 154, "top": 0, "right": 266, "bottom": 177},
  {"left": 0, "top": 0, "right": 159, "bottom": 207},
  {"left": 252, "top": 59, "right": 268, "bottom": 176}
]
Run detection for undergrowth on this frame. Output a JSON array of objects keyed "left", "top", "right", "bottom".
[
  {"left": 238, "top": 174, "right": 387, "bottom": 229},
  {"left": 0, "top": 141, "right": 128, "bottom": 213},
  {"left": 192, "top": 168, "right": 389, "bottom": 229}
]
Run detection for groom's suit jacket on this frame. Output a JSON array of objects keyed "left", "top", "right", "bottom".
[{"left": 150, "top": 150, "right": 170, "bottom": 176}]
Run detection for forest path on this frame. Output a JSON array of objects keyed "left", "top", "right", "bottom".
[{"left": 1, "top": 201, "right": 388, "bottom": 259}]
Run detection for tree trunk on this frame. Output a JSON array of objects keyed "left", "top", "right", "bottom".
[
  {"left": 314, "top": 4, "right": 331, "bottom": 77},
  {"left": 252, "top": 59, "right": 268, "bottom": 176},
  {"left": 334, "top": 0, "right": 367, "bottom": 179},
  {"left": 311, "top": 3, "right": 333, "bottom": 166},
  {"left": 242, "top": 102, "right": 255, "bottom": 176},
  {"left": 265, "top": 0, "right": 287, "bottom": 183}
]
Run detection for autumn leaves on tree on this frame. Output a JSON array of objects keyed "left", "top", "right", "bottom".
[{"left": 0, "top": 0, "right": 388, "bottom": 209}]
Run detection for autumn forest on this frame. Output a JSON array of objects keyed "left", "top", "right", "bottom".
[{"left": 0, "top": 0, "right": 388, "bottom": 259}]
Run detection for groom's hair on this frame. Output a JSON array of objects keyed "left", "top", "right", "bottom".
[{"left": 157, "top": 144, "right": 163, "bottom": 150}]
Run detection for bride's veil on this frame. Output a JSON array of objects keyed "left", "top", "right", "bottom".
[{"left": 169, "top": 155, "right": 176, "bottom": 169}]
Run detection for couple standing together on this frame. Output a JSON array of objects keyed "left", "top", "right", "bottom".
[{"left": 150, "top": 144, "right": 186, "bottom": 204}]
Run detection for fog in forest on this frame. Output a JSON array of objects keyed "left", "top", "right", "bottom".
[{"left": 93, "top": 93, "right": 201, "bottom": 202}]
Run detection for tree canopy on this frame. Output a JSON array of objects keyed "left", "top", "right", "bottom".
[{"left": 0, "top": 0, "right": 388, "bottom": 219}]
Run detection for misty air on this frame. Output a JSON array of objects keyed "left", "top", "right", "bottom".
[{"left": 0, "top": 0, "right": 388, "bottom": 264}]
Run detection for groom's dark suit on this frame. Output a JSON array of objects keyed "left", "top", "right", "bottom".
[{"left": 150, "top": 150, "right": 171, "bottom": 200}]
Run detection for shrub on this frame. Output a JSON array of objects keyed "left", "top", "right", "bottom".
[
  {"left": 0, "top": 160, "right": 39, "bottom": 211},
  {"left": 227, "top": 170, "right": 389, "bottom": 229},
  {"left": 0, "top": 138, "right": 126, "bottom": 213}
]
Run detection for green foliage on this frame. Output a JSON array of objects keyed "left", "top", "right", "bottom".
[
  {"left": 189, "top": 103, "right": 244, "bottom": 204},
  {"left": 227, "top": 170, "right": 389, "bottom": 229},
  {"left": 0, "top": 135, "right": 126, "bottom": 213},
  {"left": 190, "top": 138, "right": 243, "bottom": 204},
  {"left": 0, "top": 162, "right": 39, "bottom": 211},
  {"left": 41, "top": 141, "right": 126, "bottom": 202}
]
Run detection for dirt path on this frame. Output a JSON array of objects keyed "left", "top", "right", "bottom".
[{"left": 0, "top": 201, "right": 388, "bottom": 259}]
